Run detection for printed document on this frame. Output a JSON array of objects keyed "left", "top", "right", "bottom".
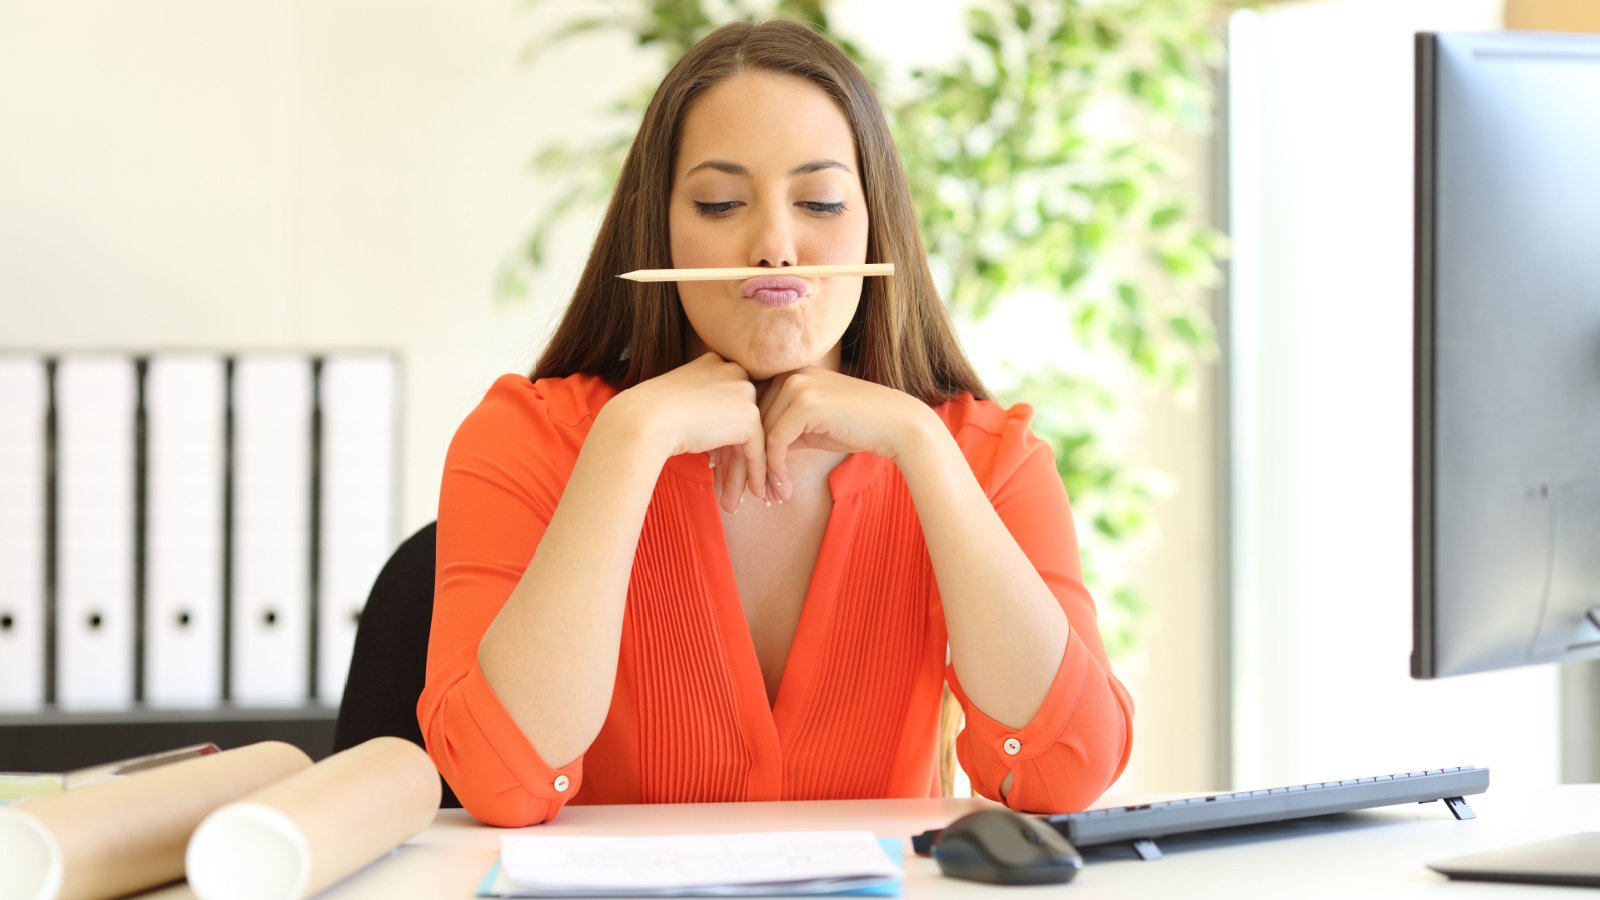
[{"left": 491, "top": 831, "right": 901, "bottom": 897}]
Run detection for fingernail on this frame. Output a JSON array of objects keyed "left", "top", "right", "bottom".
[{"left": 709, "top": 455, "right": 716, "bottom": 468}]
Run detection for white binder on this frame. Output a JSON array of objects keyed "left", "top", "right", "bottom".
[
  {"left": 231, "top": 354, "right": 313, "bottom": 706},
  {"left": 0, "top": 356, "right": 49, "bottom": 711},
  {"left": 316, "top": 354, "right": 400, "bottom": 704},
  {"left": 144, "top": 354, "right": 227, "bottom": 707},
  {"left": 55, "top": 355, "right": 138, "bottom": 710}
]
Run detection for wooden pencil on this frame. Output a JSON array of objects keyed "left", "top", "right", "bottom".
[{"left": 618, "top": 263, "right": 894, "bottom": 282}]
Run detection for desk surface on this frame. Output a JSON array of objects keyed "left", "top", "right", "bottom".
[{"left": 145, "top": 785, "right": 1598, "bottom": 898}]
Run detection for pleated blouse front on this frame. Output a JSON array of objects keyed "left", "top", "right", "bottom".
[{"left": 420, "top": 374, "right": 1133, "bottom": 827}]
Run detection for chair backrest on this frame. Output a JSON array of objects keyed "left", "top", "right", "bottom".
[{"left": 332, "top": 521, "right": 459, "bottom": 807}]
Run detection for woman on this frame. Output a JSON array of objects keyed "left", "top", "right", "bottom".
[{"left": 419, "top": 19, "right": 1132, "bottom": 828}]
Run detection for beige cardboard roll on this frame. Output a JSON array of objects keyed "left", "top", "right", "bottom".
[
  {"left": 0, "top": 741, "right": 312, "bottom": 900},
  {"left": 186, "top": 737, "right": 441, "bottom": 900}
]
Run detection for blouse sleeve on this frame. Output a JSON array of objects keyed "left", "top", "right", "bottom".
[
  {"left": 942, "top": 400, "right": 1135, "bottom": 814},
  {"left": 415, "top": 375, "right": 593, "bottom": 827}
]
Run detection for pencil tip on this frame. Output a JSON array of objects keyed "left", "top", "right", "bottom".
[{"left": 618, "top": 271, "right": 640, "bottom": 281}]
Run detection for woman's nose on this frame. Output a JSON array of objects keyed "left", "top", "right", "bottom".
[{"left": 747, "top": 204, "right": 797, "bottom": 268}]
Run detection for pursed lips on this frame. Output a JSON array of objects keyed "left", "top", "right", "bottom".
[{"left": 741, "top": 275, "right": 809, "bottom": 308}]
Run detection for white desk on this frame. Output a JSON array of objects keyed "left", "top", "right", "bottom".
[{"left": 144, "top": 785, "right": 1598, "bottom": 898}]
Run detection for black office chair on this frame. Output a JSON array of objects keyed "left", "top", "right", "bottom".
[{"left": 332, "top": 521, "right": 460, "bottom": 808}]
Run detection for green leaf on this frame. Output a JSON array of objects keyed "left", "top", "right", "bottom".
[
  {"left": 1159, "top": 38, "right": 1188, "bottom": 76},
  {"left": 1092, "top": 20, "right": 1118, "bottom": 50},
  {"left": 1158, "top": 246, "right": 1200, "bottom": 278},
  {"left": 1107, "top": 179, "right": 1140, "bottom": 214},
  {"left": 968, "top": 6, "right": 1000, "bottom": 46},
  {"left": 1150, "top": 202, "right": 1185, "bottom": 229},
  {"left": 1117, "top": 282, "right": 1140, "bottom": 314},
  {"left": 1012, "top": 0, "right": 1033, "bottom": 32},
  {"left": 1167, "top": 312, "right": 1204, "bottom": 347},
  {"left": 1074, "top": 302, "right": 1101, "bottom": 337}
]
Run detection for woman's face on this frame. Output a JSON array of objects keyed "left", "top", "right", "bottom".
[{"left": 669, "top": 71, "right": 870, "bottom": 380}]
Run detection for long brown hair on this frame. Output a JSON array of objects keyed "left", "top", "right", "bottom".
[{"left": 530, "top": 19, "right": 988, "bottom": 406}]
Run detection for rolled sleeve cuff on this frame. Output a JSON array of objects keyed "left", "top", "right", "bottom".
[
  {"left": 950, "top": 633, "right": 1089, "bottom": 766},
  {"left": 459, "top": 661, "right": 584, "bottom": 803},
  {"left": 420, "top": 654, "right": 583, "bottom": 826}
]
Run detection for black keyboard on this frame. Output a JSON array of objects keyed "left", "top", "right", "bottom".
[{"left": 914, "top": 766, "right": 1490, "bottom": 860}]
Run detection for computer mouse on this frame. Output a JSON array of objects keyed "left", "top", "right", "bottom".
[{"left": 932, "top": 807, "right": 1085, "bottom": 885}]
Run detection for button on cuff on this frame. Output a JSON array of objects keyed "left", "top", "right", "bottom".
[
  {"left": 1003, "top": 737, "right": 1022, "bottom": 756},
  {"left": 553, "top": 774, "right": 570, "bottom": 793}
]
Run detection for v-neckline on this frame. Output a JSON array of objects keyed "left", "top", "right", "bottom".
[
  {"left": 712, "top": 467, "right": 847, "bottom": 737},
  {"left": 718, "top": 493, "right": 830, "bottom": 710},
  {"left": 666, "top": 450, "right": 887, "bottom": 752}
]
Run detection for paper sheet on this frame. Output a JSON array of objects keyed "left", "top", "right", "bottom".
[{"left": 494, "top": 831, "right": 901, "bottom": 897}]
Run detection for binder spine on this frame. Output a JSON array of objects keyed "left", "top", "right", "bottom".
[
  {"left": 314, "top": 354, "right": 400, "bottom": 704},
  {"left": 144, "top": 354, "right": 227, "bottom": 708},
  {"left": 0, "top": 356, "right": 50, "bottom": 711},
  {"left": 54, "top": 356, "right": 138, "bottom": 710},
  {"left": 230, "top": 355, "right": 314, "bottom": 706}
]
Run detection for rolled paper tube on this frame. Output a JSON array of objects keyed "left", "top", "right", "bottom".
[
  {"left": 185, "top": 737, "right": 441, "bottom": 900},
  {"left": 0, "top": 741, "right": 313, "bottom": 900}
]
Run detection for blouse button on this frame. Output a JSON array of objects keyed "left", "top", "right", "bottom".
[
  {"left": 1003, "top": 738, "right": 1022, "bottom": 756},
  {"left": 553, "top": 774, "right": 570, "bottom": 793}
]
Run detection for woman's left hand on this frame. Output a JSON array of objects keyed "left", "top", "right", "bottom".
[{"left": 756, "top": 367, "right": 935, "bottom": 503}]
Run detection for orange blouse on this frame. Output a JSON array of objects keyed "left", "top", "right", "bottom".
[{"left": 419, "top": 373, "right": 1133, "bottom": 827}]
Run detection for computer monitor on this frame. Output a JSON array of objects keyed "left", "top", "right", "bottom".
[{"left": 1412, "top": 30, "right": 1600, "bottom": 682}]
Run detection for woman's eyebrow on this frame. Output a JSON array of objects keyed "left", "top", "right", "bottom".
[
  {"left": 682, "top": 159, "right": 854, "bottom": 178},
  {"left": 789, "top": 159, "right": 852, "bottom": 176}
]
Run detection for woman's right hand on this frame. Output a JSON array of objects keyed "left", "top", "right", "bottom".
[{"left": 605, "top": 352, "right": 768, "bottom": 513}]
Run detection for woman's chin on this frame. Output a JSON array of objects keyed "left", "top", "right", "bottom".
[
  {"left": 735, "top": 359, "right": 798, "bottom": 381},
  {"left": 727, "top": 345, "right": 815, "bottom": 380}
]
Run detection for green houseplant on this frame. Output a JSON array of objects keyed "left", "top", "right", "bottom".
[{"left": 502, "top": 0, "right": 1228, "bottom": 661}]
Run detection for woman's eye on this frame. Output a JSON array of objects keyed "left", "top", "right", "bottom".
[
  {"left": 692, "top": 201, "right": 739, "bottom": 217},
  {"left": 800, "top": 201, "right": 847, "bottom": 216}
]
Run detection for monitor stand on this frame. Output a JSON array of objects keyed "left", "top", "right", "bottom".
[{"left": 1428, "top": 833, "right": 1600, "bottom": 887}]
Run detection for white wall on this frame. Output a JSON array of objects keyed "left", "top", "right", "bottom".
[{"left": 1229, "top": 0, "right": 1563, "bottom": 790}]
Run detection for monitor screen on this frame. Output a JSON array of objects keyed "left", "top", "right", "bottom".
[{"left": 1413, "top": 30, "right": 1600, "bottom": 679}]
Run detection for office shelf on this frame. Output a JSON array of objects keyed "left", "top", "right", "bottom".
[{"left": 0, "top": 704, "right": 338, "bottom": 771}]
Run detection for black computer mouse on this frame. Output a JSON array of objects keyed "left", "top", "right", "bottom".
[{"left": 932, "top": 808, "right": 1085, "bottom": 885}]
